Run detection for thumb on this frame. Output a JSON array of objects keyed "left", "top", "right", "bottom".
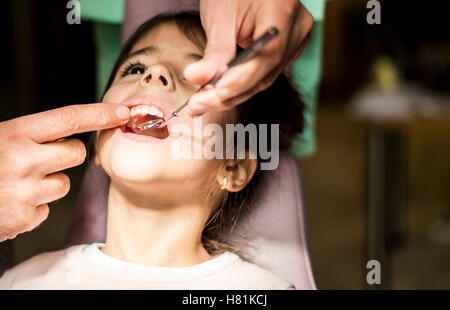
[{"left": 184, "top": 25, "right": 237, "bottom": 86}]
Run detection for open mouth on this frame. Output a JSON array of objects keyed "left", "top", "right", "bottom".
[{"left": 124, "top": 105, "right": 169, "bottom": 139}]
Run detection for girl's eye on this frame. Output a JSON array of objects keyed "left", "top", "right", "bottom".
[
  {"left": 129, "top": 66, "right": 146, "bottom": 75},
  {"left": 121, "top": 62, "right": 147, "bottom": 77}
]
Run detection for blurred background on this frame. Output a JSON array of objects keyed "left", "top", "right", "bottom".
[{"left": 1, "top": 0, "right": 449, "bottom": 289}]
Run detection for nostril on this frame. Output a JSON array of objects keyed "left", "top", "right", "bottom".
[
  {"left": 145, "top": 74, "right": 152, "bottom": 83},
  {"left": 160, "top": 76, "right": 168, "bottom": 86}
]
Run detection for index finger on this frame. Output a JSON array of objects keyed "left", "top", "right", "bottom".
[{"left": 20, "top": 103, "right": 130, "bottom": 143}]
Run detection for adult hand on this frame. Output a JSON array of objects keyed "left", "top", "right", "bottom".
[
  {"left": 0, "top": 103, "right": 130, "bottom": 242},
  {"left": 184, "top": 0, "right": 314, "bottom": 116}
]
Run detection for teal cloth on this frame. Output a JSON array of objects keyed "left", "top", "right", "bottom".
[
  {"left": 80, "top": 0, "right": 326, "bottom": 157},
  {"left": 289, "top": 0, "right": 326, "bottom": 157},
  {"left": 79, "top": 0, "right": 125, "bottom": 24},
  {"left": 301, "top": 0, "right": 326, "bottom": 21},
  {"left": 93, "top": 23, "right": 122, "bottom": 98},
  {"left": 290, "top": 21, "right": 324, "bottom": 157},
  {"left": 79, "top": 0, "right": 124, "bottom": 98}
]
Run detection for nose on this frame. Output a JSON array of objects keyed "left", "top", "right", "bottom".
[{"left": 140, "top": 64, "right": 175, "bottom": 91}]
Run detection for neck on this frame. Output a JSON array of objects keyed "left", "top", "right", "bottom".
[{"left": 102, "top": 180, "right": 214, "bottom": 267}]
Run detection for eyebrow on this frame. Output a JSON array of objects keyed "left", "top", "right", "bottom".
[
  {"left": 186, "top": 53, "right": 203, "bottom": 61},
  {"left": 124, "top": 46, "right": 158, "bottom": 63},
  {"left": 124, "top": 45, "right": 203, "bottom": 64}
]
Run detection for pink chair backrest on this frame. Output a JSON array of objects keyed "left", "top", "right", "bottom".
[
  {"left": 122, "top": 0, "right": 198, "bottom": 45},
  {"left": 65, "top": 0, "right": 316, "bottom": 289},
  {"left": 224, "top": 151, "right": 316, "bottom": 289}
]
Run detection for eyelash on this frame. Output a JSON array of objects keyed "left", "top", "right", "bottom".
[
  {"left": 119, "top": 60, "right": 190, "bottom": 86},
  {"left": 120, "top": 60, "right": 147, "bottom": 77}
]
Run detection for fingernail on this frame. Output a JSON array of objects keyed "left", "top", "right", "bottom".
[
  {"left": 116, "top": 105, "right": 130, "bottom": 121},
  {"left": 186, "top": 108, "right": 194, "bottom": 118}
]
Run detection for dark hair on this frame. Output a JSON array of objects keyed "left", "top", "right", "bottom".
[{"left": 101, "top": 11, "right": 304, "bottom": 257}]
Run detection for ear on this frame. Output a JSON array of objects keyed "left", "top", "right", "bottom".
[{"left": 216, "top": 151, "right": 258, "bottom": 192}]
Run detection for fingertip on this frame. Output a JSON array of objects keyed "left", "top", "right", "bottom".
[
  {"left": 186, "top": 107, "right": 195, "bottom": 118},
  {"left": 184, "top": 62, "right": 198, "bottom": 78},
  {"left": 185, "top": 58, "right": 225, "bottom": 86},
  {"left": 189, "top": 89, "right": 221, "bottom": 106},
  {"left": 116, "top": 105, "right": 130, "bottom": 122},
  {"left": 188, "top": 104, "right": 208, "bottom": 117},
  {"left": 184, "top": 61, "right": 208, "bottom": 85}
]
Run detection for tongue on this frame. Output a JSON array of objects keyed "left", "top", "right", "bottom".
[{"left": 127, "top": 114, "right": 169, "bottom": 139}]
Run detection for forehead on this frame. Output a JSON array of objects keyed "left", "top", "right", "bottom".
[{"left": 130, "top": 22, "right": 203, "bottom": 55}]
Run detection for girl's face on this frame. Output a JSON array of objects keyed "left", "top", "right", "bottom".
[{"left": 97, "top": 23, "right": 233, "bottom": 199}]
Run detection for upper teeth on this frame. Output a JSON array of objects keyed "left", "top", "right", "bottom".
[{"left": 130, "top": 105, "right": 164, "bottom": 118}]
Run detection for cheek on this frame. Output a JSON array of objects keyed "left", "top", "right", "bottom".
[
  {"left": 102, "top": 83, "right": 130, "bottom": 103},
  {"left": 169, "top": 110, "right": 236, "bottom": 160}
]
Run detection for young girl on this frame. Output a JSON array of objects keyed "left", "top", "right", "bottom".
[{"left": 0, "top": 11, "right": 303, "bottom": 290}]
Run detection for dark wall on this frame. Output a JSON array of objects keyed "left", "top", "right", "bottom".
[
  {"left": 321, "top": 0, "right": 450, "bottom": 97},
  {"left": 2, "top": 0, "right": 96, "bottom": 146},
  {"left": 0, "top": 0, "right": 98, "bottom": 274}
]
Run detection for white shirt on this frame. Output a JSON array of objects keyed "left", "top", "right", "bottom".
[{"left": 0, "top": 243, "right": 295, "bottom": 290}]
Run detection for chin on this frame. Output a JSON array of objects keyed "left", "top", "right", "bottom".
[
  {"left": 97, "top": 130, "right": 219, "bottom": 191},
  {"left": 104, "top": 147, "right": 171, "bottom": 183}
]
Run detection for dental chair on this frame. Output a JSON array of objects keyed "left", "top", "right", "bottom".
[{"left": 64, "top": 0, "right": 317, "bottom": 290}]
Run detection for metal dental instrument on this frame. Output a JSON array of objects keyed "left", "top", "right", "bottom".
[{"left": 136, "top": 27, "right": 279, "bottom": 130}]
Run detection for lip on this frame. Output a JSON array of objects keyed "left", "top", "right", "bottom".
[{"left": 116, "top": 125, "right": 170, "bottom": 143}]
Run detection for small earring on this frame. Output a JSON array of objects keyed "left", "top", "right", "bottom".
[{"left": 221, "top": 177, "right": 228, "bottom": 190}]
